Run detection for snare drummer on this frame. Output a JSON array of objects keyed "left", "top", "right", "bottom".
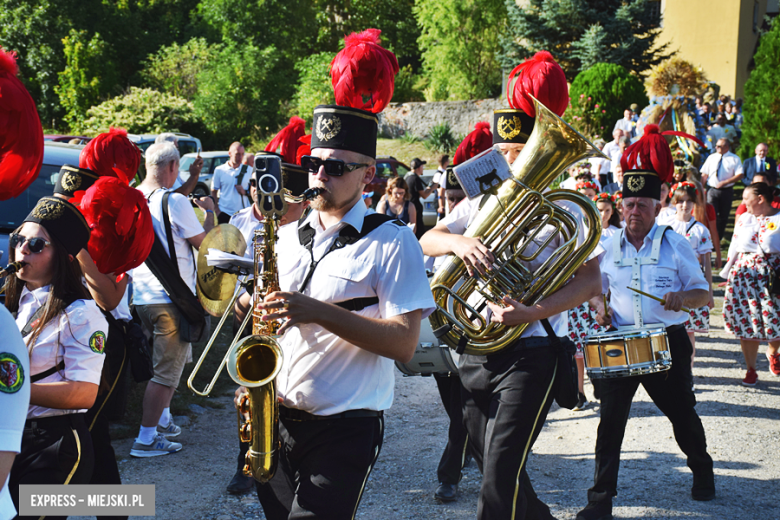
[{"left": 576, "top": 126, "right": 715, "bottom": 520}]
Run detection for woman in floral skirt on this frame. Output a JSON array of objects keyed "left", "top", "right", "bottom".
[{"left": 721, "top": 182, "right": 780, "bottom": 386}]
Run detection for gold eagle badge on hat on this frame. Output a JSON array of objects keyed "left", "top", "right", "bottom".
[{"left": 497, "top": 115, "right": 522, "bottom": 140}]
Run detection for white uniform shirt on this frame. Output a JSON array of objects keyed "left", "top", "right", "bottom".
[
  {"left": 656, "top": 206, "right": 676, "bottom": 225},
  {"left": 701, "top": 151, "right": 743, "bottom": 188},
  {"left": 213, "top": 163, "right": 252, "bottom": 216},
  {"left": 132, "top": 188, "right": 204, "bottom": 305},
  {"left": 668, "top": 219, "right": 713, "bottom": 256},
  {"left": 440, "top": 195, "right": 604, "bottom": 338},
  {"left": 15, "top": 286, "right": 107, "bottom": 419},
  {"left": 599, "top": 225, "right": 709, "bottom": 328},
  {"left": 229, "top": 205, "right": 263, "bottom": 260},
  {"left": 0, "top": 307, "right": 30, "bottom": 520},
  {"left": 559, "top": 177, "right": 578, "bottom": 190},
  {"left": 275, "top": 200, "right": 436, "bottom": 415},
  {"left": 600, "top": 224, "right": 620, "bottom": 245}
]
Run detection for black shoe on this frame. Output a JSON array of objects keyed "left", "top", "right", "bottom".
[
  {"left": 226, "top": 470, "right": 255, "bottom": 495},
  {"left": 434, "top": 482, "right": 458, "bottom": 502},
  {"left": 691, "top": 471, "right": 716, "bottom": 501},
  {"left": 576, "top": 498, "right": 613, "bottom": 520}
]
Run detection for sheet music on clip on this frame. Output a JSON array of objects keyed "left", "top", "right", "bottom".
[{"left": 452, "top": 145, "right": 512, "bottom": 200}]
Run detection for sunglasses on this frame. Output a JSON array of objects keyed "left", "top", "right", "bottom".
[
  {"left": 300, "top": 155, "right": 369, "bottom": 177},
  {"left": 10, "top": 233, "right": 51, "bottom": 254}
]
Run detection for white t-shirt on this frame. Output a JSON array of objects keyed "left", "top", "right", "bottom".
[
  {"left": 213, "top": 163, "right": 253, "bottom": 216},
  {"left": 274, "top": 200, "right": 436, "bottom": 415},
  {"left": 0, "top": 307, "right": 30, "bottom": 520},
  {"left": 132, "top": 188, "right": 204, "bottom": 305},
  {"left": 229, "top": 205, "right": 263, "bottom": 260}
]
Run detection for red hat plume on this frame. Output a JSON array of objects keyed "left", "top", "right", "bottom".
[
  {"left": 79, "top": 127, "right": 140, "bottom": 184},
  {"left": 0, "top": 48, "right": 44, "bottom": 201},
  {"left": 453, "top": 122, "right": 492, "bottom": 166},
  {"left": 330, "top": 28, "right": 400, "bottom": 114},
  {"left": 265, "top": 116, "right": 306, "bottom": 164},
  {"left": 296, "top": 134, "right": 312, "bottom": 166},
  {"left": 79, "top": 177, "right": 154, "bottom": 277},
  {"left": 506, "top": 51, "right": 569, "bottom": 118},
  {"left": 620, "top": 124, "right": 674, "bottom": 182}
]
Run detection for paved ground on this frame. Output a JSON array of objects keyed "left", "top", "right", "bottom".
[{"left": 70, "top": 323, "right": 780, "bottom": 520}]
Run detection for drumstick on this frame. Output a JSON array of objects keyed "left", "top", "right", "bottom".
[{"left": 627, "top": 286, "right": 690, "bottom": 313}]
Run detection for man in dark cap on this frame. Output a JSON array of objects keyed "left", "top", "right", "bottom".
[{"left": 405, "top": 157, "right": 438, "bottom": 238}]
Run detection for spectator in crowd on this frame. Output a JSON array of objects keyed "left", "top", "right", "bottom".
[
  {"left": 242, "top": 152, "right": 255, "bottom": 168},
  {"left": 602, "top": 130, "right": 623, "bottom": 181},
  {"left": 706, "top": 115, "right": 737, "bottom": 148},
  {"left": 701, "top": 138, "right": 743, "bottom": 239},
  {"left": 735, "top": 174, "right": 780, "bottom": 216},
  {"left": 609, "top": 136, "right": 630, "bottom": 174},
  {"left": 591, "top": 138, "right": 611, "bottom": 186},
  {"left": 404, "top": 158, "right": 438, "bottom": 239},
  {"left": 613, "top": 109, "right": 635, "bottom": 138},
  {"left": 629, "top": 104, "right": 639, "bottom": 123},
  {"left": 743, "top": 143, "right": 777, "bottom": 186},
  {"left": 377, "top": 176, "right": 416, "bottom": 233},
  {"left": 131, "top": 142, "right": 215, "bottom": 457},
  {"left": 602, "top": 164, "right": 624, "bottom": 195},
  {"left": 695, "top": 96, "right": 704, "bottom": 115},
  {"left": 156, "top": 133, "right": 204, "bottom": 197},
  {"left": 212, "top": 142, "right": 251, "bottom": 224},
  {"left": 721, "top": 181, "right": 780, "bottom": 386},
  {"left": 686, "top": 178, "right": 722, "bottom": 270},
  {"left": 700, "top": 103, "right": 715, "bottom": 126},
  {"left": 434, "top": 154, "right": 449, "bottom": 220}
]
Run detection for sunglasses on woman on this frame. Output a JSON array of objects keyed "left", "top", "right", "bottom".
[
  {"left": 300, "top": 155, "right": 369, "bottom": 176},
  {"left": 10, "top": 233, "right": 51, "bottom": 254}
]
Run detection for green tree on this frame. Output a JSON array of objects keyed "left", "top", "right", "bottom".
[
  {"left": 739, "top": 17, "right": 780, "bottom": 160},
  {"left": 141, "top": 38, "right": 219, "bottom": 100},
  {"left": 392, "top": 64, "right": 424, "bottom": 103},
  {"left": 415, "top": 0, "right": 506, "bottom": 101},
  {"left": 290, "top": 52, "right": 336, "bottom": 125},
  {"left": 55, "top": 29, "right": 117, "bottom": 128},
  {"left": 567, "top": 62, "right": 648, "bottom": 138},
  {"left": 499, "top": 0, "right": 672, "bottom": 79}
]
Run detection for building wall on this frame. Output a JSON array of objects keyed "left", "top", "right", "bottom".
[{"left": 657, "top": 0, "right": 768, "bottom": 98}]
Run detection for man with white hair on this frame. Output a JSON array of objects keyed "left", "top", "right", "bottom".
[
  {"left": 155, "top": 132, "right": 204, "bottom": 197},
  {"left": 130, "top": 142, "right": 215, "bottom": 457}
]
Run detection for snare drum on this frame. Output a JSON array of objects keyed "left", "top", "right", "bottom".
[
  {"left": 584, "top": 327, "right": 671, "bottom": 379},
  {"left": 395, "top": 318, "right": 460, "bottom": 376}
]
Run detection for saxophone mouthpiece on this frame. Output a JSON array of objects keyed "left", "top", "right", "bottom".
[
  {"left": 0, "top": 261, "right": 27, "bottom": 278},
  {"left": 301, "top": 187, "right": 325, "bottom": 201}
]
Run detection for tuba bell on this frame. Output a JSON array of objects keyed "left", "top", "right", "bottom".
[{"left": 428, "top": 96, "right": 607, "bottom": 356}]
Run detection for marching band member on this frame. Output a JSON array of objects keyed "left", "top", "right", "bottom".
[
  {"left": 578, "top": 126, "right": 714, "bottom": 520},
  {"left": 240, "top": 29, "right": 434, "bottom": 519},
  {"left": 421, "top": 51, "right": 602, "bottom": 520},
  {"left": 5, "top": 197, "right": 107, "bottom": 519}
]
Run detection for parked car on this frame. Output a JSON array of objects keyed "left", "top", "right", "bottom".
[
  {"left": 178, "top": 151, "right": 229, "bottom": 197},
  {"left": 367, "top": 156, "right": 412, "bottom": 199},
  {"left": 0, "top": 142, "right": 84, "bottom": 270},
  {"left": 44, "top": 134, "right": 91, "bottom": 145},
  {"left": 127, "top": 132, "right": 202, "bottom": 156}
]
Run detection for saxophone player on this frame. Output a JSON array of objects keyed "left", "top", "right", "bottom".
[
  {"left": 420, "top": 52, "right": 602, "bottom": 520},
  {"left": 237, "top": 30, "right": 435, "bottom": 519}
]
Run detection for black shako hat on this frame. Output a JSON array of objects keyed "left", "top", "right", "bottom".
[
  {"left": 282, "top": 163, "right": 309, "bottom": 197},
  {"left": 310, "top": 105, "right": 378, "bottom": 159},
  {"left": 23, "top": 196, "right": 90, "bottom": 256},
  {"left": 53, "top": 164, "right": 99, "bottom": 200},
  {"left": 492, "top": 109, "right": 535, "bottom": 145}
]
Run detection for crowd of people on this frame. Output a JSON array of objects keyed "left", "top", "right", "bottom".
[{"left": 0, "top": 31, "right": 776, "bottom": 520}]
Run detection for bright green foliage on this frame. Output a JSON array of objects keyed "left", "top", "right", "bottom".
[
  {"left": 425, "top": 122, "right": 460, "bottom": 153},
  {"left": 290, "top": 52, "right": 336, "bottom": 125},
  {"left": 739, "top": 18, "right": 780, "bottom": 160},
  {"left": 79, "top": 87, "right": 200, "bottom": 135},
  {"left": 416, "top": 0, "right": 506, "bottom": 101},
  {"left": 193, "top": 43, "right": 290, "bottom": 144},
  {"left": 55, "top": 29, "right": 117, "bottom": 128},
  {"left": 141, "top": 38, "right": 219, "bottom": 100},
  {"left": 566, "top": 63, "right": 647, "bottom": 138},
  {"left": 392, "top": 64, "right": 424, "bottom": 103},
  {"left": 499, "top": 0, "right": 671, "bottom": 79}
]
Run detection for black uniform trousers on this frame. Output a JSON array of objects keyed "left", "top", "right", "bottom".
[
  {"left": 10, "top": 414, "right": 94, "bottom": 520},
  {"left": 433, "top": 372, "right": 469, "bottom": 485},
  {"left": 587, "top": 325, "right": 713, "bottom": 503},
  {"left": 706, "top": 186, "right": 733, "bottom": 240},
  {"left": 459, "top": 338, "right": 559, "bottom": 520},
  {"left": 255, "top": 412, "right": 384, "bottom": 520}
]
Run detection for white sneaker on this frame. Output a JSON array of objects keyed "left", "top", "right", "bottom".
[
  {"left": 157, "top": 420, "right": 182, "bottom": 437},
  {"left": 130, "top": 433, "right": 183, "bottom": 457}
]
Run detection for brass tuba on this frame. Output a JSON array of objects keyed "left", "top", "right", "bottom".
[{"left": 428, "top": 97, "right": 606, "bottom": 356}]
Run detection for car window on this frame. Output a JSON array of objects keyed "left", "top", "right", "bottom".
[
  {"left": 395, "top": 164, "right": 410, "bottom": 177},
  {"left": 202, "top": 158, "right": 214, "bottom": 174},
  {"left": 0, "top": 164, "right": 59, "bottom": 231},
  {"left": 212, "top": 156, "right": 229, "bottom": 170},
  {"left": 180, "top": 156, "right": 196, "bottom": 172},
  {"left": 376, "top": 162, "right": 393, "bottom": 178},
  {"left": 136, "top": 141, "right": 153, "bottom": 153},
  {"left": 178, "top": 140, "right": 198, "bottom": 156}
]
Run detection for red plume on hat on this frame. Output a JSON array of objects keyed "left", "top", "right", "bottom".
[
  {"left": 453, "top": 122, "right": 492, "bottom": 166},
  {"left": 296, "top": 134, "right": 312, "bottom": 166},
  {"left": 265, "top": 116, "right": 306, "bottom": 164},
  {"left": 506, "top": 51, "right": 569, "bottom": 118},
  {"left": 0, "top": 48, "right": 44, "bottom": 201},
  {"left": 79, "top": 127, "right": 140, "bottom": 184},
  {"left": 79, "top": 177, "right": 154, "bottom": 278},
  {"left": 330, "top": 28, "right": 400, "bottom": 114},
  {"left": 620, "top": 124, "right": 675, "bottom": 182}
]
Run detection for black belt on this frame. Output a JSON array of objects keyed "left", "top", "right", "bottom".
[
  {"left": 24, "top": 413, "right": 84, "bottom": 433},
  {"left": 279, "top": 406, "right": 383, "bottom": 422},
  {"left": 334, "top": 297, "right": 378, "bottom": 312},
  {"left": 507, "top": 336, "right": 551, "bottom": 351}
]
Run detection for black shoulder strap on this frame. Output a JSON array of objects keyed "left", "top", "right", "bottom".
[
  {"left": 31, "top": 361, "right": 66, "bottom": 383},
  {"left": 162, "top": 191, "right": 180, "bottom": 276},
  {"left": 686, "top": 219, "right": 698, "bottom": 234}
]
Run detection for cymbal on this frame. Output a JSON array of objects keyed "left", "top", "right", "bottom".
[{"left": 196, "top": 224, "right": 247, "bottom": 308}]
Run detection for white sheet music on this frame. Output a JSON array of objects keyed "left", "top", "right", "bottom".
[{"left": 452, "top": 146, "right": 512, "bottom": 200}]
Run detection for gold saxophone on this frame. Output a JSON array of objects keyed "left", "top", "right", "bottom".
[{"left": 428, "top": 97, "right": 607, "bottom": 356}]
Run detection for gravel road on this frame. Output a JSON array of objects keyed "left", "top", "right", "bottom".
[{"left": 75, "top": 324, "right": 779, "bottom": 520}]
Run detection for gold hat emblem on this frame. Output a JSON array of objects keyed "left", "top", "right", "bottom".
[
  {"left": 497, "top": 116, "right": 522, "bottom": 140},
  {"left": 32, "top": 198, "right": 66, "bottom": 220},
  {"left": 316, "top": 115, "right": 342, "bottom": 142},
  {"left": 627, "top": 176, "right": 645, "bottom": 192},
  {"left": 61, "top": 170, "right": 82, "bottom": 191},
  {"left": 447, "top": 169, "right": 459, "bottom": 187}
]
